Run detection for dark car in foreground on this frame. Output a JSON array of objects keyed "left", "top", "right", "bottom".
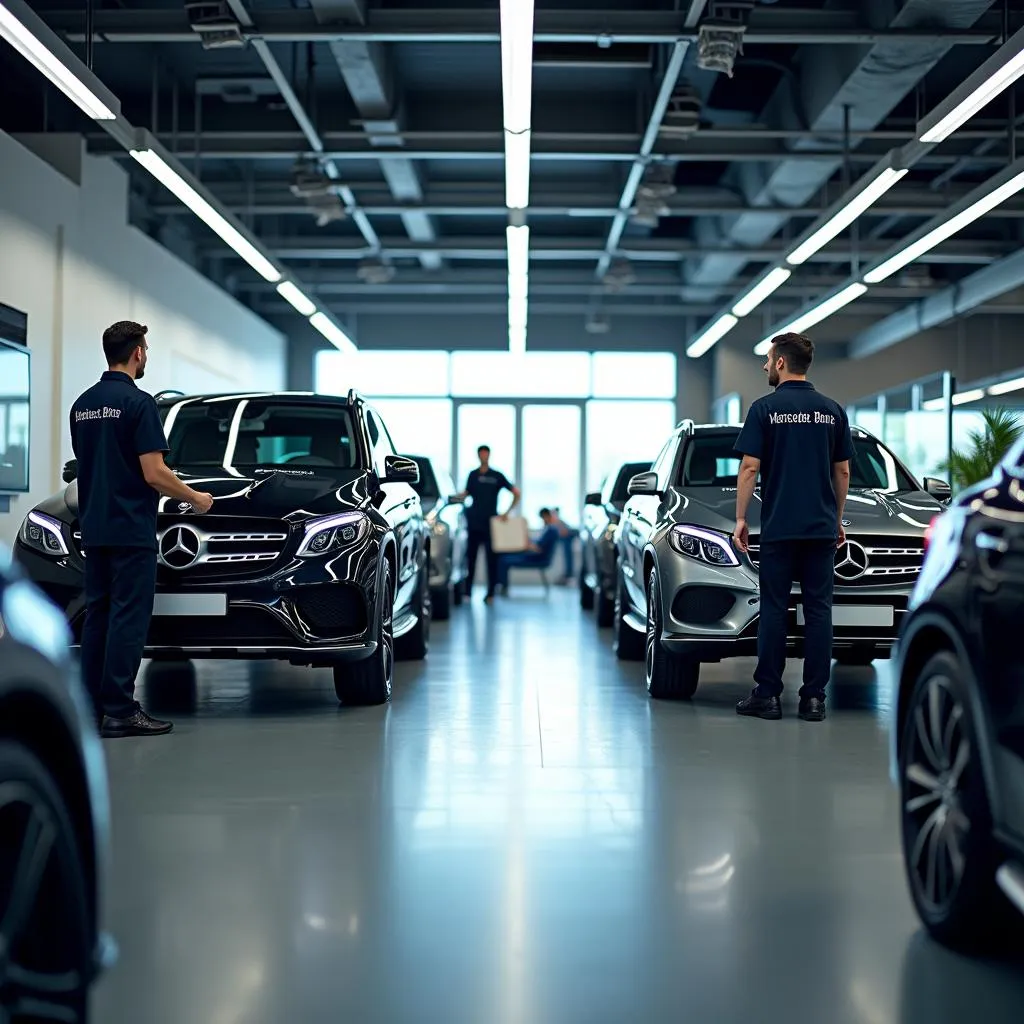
[
  {"left": 893, "top": 436, "right": 1024, "bottom": 951},
  {"left": 0, "top": 545, "right": 112, "bottom": 1021},
  {"left": 616, "top": 421, "right": 950, "bottom": 699},
  {"left": 16, "top": 390, "right": 429, "bottom": 706},
  {"left": 409, "top": 456, "right": 467, "bottom": 620},
  {"left": 580, "top": 461, "right": 652, "bottom": 626}
]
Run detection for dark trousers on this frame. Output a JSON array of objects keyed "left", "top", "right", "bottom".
[
  {"left": 754, "top": 539, "right": 835, "bottom": 699},
  {"left": 465, "top": 528, "right": 498, "bottom": 596},
  {"left": 81, "top": 546, "right": 158, "bottom": 719},
  {"left": 496, "top": 551, "right": 549, "bottom": 589},
  {"left": 559, "top": 532, "right": 576, "bottom": 579}
]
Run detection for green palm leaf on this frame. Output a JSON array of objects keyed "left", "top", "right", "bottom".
[{"left": 942, "top": 407, "right": 1024, "bottom": 490}]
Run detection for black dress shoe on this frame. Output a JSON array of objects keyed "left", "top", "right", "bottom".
[
  {"left": 798, "top": 696, "right": 827, "bottom": 722},
  {"left": 101, "top": 709, "right": 174, "bottom": 738},
  {"left": 736, "top": 691, "right": 782, "bottom": 720}
]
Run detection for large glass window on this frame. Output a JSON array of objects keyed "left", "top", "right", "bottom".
[
  {"left": 371, "top": 398, "right": 453, "bottom": 477},
  {"left": 317, "top": 350, "right": 450, "bottom": 398},
  {"left": 592, "top": 353, "right": 675, "bottom": 399},
  {"left": 585, "top": 400, "right": 675, "bottom": 491},
  {"left": 520, "top": 405, "right": 581, "bottom": 525},
  {"left": 457, "top": 405, "right": 517, "bottom": 490},
  {"left": 449, "top": 352, "right": 592, "bottom": 399}
]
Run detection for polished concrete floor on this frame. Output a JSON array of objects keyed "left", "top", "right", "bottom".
[{"left": 94, "top": 588, "right": 1024, "bottom": 1023}]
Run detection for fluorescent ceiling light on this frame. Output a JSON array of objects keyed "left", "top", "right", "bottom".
[
  {"left": 508, "top": 295, "right": 528, "bottom": 330},
  {"left": 499, "top": 0, "right": 535, "bottom": 134},
  {"left": 504, "top": 130, "right": 532, "bottom": 210},
  {"left": 731, "top": 267, "right": 792, "bottom": 318},
  {"left": 754, "top": 282, "right": 868, "bottom": 354},
  {"left": 131, "top": 148, "right": 280, "bottom": 283},
  {"left": 787, "top": 168, "right": 908, "bottom": 266},
  {"left": 921, "top": 397, "right": 947, "bottom": 412},
  {"left": 276, "top": 281, "right": 317, "bottom": 317},
  {"left": 952, "top": 388, "right": 986, "bottom": 406},
  {"left": 920, "top": 33, "right": 1024, "bottom": 143},
  {"left": 509, "top": 323, "right": 527, "bottom": 356},
  {"left": 989, "top": 374, "right": 1024, "bottom": 396},
  {"left": 506, "top": 224, "right": 530, "bottom": 278},
  {"left": 865, "top": 169, "right": 1024, "bottom": 284},
  {"left": 508, "top": 273, "right": 528, "bottom": 301},
  {"left": 309, "top": 312, "right": 356, "bottom": 354},
  {"left": 0, "top": 2, "right": 116, "bottom": 120},
  {"left": 687, "top": 313, "right": 738, "bottom": 359}
]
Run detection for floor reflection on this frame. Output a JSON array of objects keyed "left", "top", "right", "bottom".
[{"left": 92, "top": 589, "right": 1024, "bottom": 1023}]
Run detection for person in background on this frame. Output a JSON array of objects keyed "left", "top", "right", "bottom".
[
  {"left": 495, "top": 508, "right": 561, "bottom": 594},
  {"left": 453, "top": 444, "right": 521, "bottom": 603},
  {"left": 550, "top": 507, "right": 577, "bottom": 585},
  {"left": 72, "top": 321, "right": 214, "bottom": 738}
]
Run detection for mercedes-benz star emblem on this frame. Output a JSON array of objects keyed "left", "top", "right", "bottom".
[
  {"left": 178, "top": 501, "right": 192, "bottom": 512},
  {"left": 834, "top": 540, "right": 869, "bottom": 581},
  {"left": 159, "top": 525, "right": 202, "bottom": 570},
  {"left": 841, "top": 519, "right": 852, "bottom": 527}
]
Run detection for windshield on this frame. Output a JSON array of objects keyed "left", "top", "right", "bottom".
[
  {"left": 162, "top": 400, "right": 360, "bottom": 470},
  {"left": 679, "top": 432, "right": 919, "bottom": 491}
]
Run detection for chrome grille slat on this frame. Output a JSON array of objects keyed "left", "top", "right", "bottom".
[
  {"left": 745, "top": 536, "right": 922, "bottom": 583},
  {"left": 206, "top": 532, "right": 287, "bottom": 543}
]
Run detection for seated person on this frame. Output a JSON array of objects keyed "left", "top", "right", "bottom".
[
  {"left": 550, "top": 507, "right": 577, "bottom": 583},
  {"left": 496, "top": 508, "right": 561, "bottom": 592}
]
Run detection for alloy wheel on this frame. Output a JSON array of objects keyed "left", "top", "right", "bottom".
[
  {"left": 645, "top": 574, "right": 659, "bottom": 686},
  {"left": 903, "top": 673, "right": 972, "bottom": 917},
  {"left": 381, "top": 568, "right": 395, "bottom": 697},
  {"left": 0, "top": 780, "right": 87, "bottom": 1022}
]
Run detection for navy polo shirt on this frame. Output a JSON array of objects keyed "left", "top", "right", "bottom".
[
  {"left": 734, "top": 380, "right": 854, "bottom": 543},
  {"left": 70, "top": 371, "right": 169, "bottom": 549},
  {"left": 464, "top": 469, "right": 513, "bottom": 531}
]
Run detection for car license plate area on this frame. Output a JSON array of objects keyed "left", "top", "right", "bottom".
[
  {"left": 797, "top": 604, "right": 893, "bottom": 628},
  {"left": 153, "top": 594, "right": 227, "bottom": 617}
]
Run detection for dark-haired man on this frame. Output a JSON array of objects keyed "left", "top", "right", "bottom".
[
  {"left": 454, "top": 444, "right": 520, "bottom": 602},
  {"left": 71, "top": 321, "right": 214, "bottom": 738},
  {"left": 731, "top": 332, "right": 852, "bottom": 722}
]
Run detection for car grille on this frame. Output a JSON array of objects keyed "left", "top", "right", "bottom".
[
  {"left": 290, "top": 584, "right": 367, "bottom": 638},
  {"left": 156, "top": 516, "right": 291, "bottom": 580},
  {"left": 746, "top": 534, "right": 924, "bottom": 587}
]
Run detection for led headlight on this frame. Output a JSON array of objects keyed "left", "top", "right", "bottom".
[
  {"left": 669, "top": 525, "right": 739, "bottom": 567},
  {"left": 19, "top": 512, "right": 70, "bottom": 557},
  {"left": 296, "top": 512, "right": 367, "bottom": 558}
]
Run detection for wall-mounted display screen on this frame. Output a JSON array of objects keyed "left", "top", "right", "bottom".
[{"left": 0, "top": 305, "right": 30, "bottom": 493}]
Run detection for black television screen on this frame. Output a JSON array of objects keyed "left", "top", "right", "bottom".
[{"left": 0, "top": 335, "right": 30, "bottom": 493}]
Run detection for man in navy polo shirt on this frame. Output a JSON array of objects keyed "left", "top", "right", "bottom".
[
  {"left": 731, "top": 332, "right": 852, "bottom": 722},
  {"left": 71, "top": 321, "right": 214, "bottom": 738}
]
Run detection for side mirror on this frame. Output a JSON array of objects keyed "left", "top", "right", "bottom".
[
  {"left": 584, "top": 491, "right": 602, "bottom": 506},
  {"left": 62, "top": 459, "right": 78, "bottom": 483},
  {"left": 383, "top": 454, "right": 420, "bottom": 484},
  {"left": 627, "top": 471, "right": 661, "bottom": 497},
  {"left": 924, "top": 477, "right": 952, "bottom": 502}
]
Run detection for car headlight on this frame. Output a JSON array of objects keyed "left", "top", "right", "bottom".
[
  {"left": 19, "top": 512, "right": 70, "bottom": 557},
  {"left": 296, "top": 512, "right": 368, "bottom": 558},
  {"left": 668, "top": 525, "right": 739, "bottom": 567}
]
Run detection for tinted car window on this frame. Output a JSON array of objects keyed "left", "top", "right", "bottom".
[
  {"left": 680, "top": 432, "right": 917, "bottom": 491},
  {"left": 164, "top": 401, "right": 358, "bottom": 469}
]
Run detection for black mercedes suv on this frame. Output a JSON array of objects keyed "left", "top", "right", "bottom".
[
  {"left": 15, "top": 390, "right": 429, "bottom": 706},
  {"left": 893, "top": 435, "right": 1024, "bottom": 951}
]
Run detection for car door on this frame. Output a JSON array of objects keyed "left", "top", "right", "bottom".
[
  {"left": 581, "top": 475, "right": 610, "bottom": 584},
  {"left": 366, "top": 408, "right": 421, "bottom": 609}
]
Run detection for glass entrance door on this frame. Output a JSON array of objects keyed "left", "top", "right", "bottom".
[
  {"left": 456, "top": 404, "right": 517, "bottom": 492},
  {"left": 520, "top": 404, "right": 582, "bottom": 527}
]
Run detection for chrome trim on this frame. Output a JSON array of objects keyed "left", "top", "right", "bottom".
[{"left": 156, "top": 524, "right": 288, "bottom": 570}]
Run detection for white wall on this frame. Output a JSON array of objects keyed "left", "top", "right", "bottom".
[{"left": 0, "top": 131, "right": 286, "bottom": 542}]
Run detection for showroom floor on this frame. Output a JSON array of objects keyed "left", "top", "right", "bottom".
[{"left": 93, "top": 589, "right": 1024, "bottom": 1024}]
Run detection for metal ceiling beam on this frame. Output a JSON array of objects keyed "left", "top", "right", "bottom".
[{"left": 49, "top": 8, "right": 1000, "bottom": 45}]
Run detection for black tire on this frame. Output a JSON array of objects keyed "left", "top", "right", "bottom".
[
  {"left": 596, "top": 583, "right": 615, "bottom": 629},
  {"left": 395, "top": 564, "right": 430, "bottom": 662},
  {"left": 431, "top": 584, "right": 451, "bottom": 622},
  {"left": 835, "top": 648, "right": 877, "bottom": 667},
  {"left": 614, "top": 572, "right": 645, "bottom": 661},
  {"left": 452, "top": 578, "right": 464, "bottom": 606},
  {"left": 899, "top": 651, "right": 1016, "bottom": 951},
  {"left": 334, "top": 560, "right": 394, "bottom": 705},
  {"left": 580, "top": 571, "right": 595, "bottom": 611},
  {"left": 645, "top": 565, "right": 699, "bottom": 699},
  {"left": 0, "top": 739, "right": 92, "bottom": 1023}
]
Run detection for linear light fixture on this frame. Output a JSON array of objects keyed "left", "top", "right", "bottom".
[
  {"left": 865, "top": 168, "right": 1024, "bottom": 284},
  {"left": 952, "top": 388, "right": 986, "bottom": 406},
  {"left": 919, "top": 25, "right": 1024, "bottom": 143},
  {"left": 500, "top": 0, "right": 535, "bottom": 210},
  {"left": 309, "top": 312, "right": 356, "bottom": 355},
  {"left": 0, "top": 0, "right": 117, "bottom": 120},
  {"left": 921, "top": 397, "right": 947, "bottom": 412},
  {"left": 509, "top": 323, "right": 527, "bottom": 357},
  {"left": 989, "top": 374, "right": 1024, "bottom": 396},
  {"left": 508, "top": 273, "right": 528, "bottom": 301},
  {"left": 753, "top": 283, "right": 868, "bottom": 355},
  {"left": 687, "top": 313, "right": 738, "bottom": 359},
  {"left": 508, "top": 295, "right": 528, "bottom": 330},
  {"left": 731, "top": 267, "right": 792, "bottom": 318},
  {"left": 787, "top": 167, "right": 908, "bottom": 266},
  {"left": 506, "top": 224, "right": 530, "bottom": 278},
  {"left": 504, "top": 130, "right": 532, "bottom": 210},
  {"left": 276, "top": 281, "right": 317, "bottom": 317},
  {"left": 130, "top": 147, "right": 281, "bottom": 283}
]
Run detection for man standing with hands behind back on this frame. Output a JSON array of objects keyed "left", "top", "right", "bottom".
[
  {"left": 731, "top": 332, "right": 852, "bottom": 723},
  {"left": 72, "top": 321, "right": 214, "bottom": 738}
]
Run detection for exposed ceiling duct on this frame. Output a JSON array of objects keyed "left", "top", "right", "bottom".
[{"left": 681, "top": 0, "right": 999, "bottom": 304}]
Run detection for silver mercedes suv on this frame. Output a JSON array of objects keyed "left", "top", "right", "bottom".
[{"left": 614, "top": 421, "right": 951, "bottom": 699}]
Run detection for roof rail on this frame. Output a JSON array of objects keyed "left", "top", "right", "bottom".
[
  {"left": 677, "top": 418, "right": 696, "bottom": 435},
  {"left": 155, "top": 389, "right": 185, "bottom": 401},
  {"left": 346, "top": 388, "right": 361, "bottom": 406}
]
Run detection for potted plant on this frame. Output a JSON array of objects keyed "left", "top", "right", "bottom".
[{"left": 944, "top": 407, "right": 1024, "bottom": 491}]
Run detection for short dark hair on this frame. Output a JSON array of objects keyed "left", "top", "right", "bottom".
[
  {"left": 539, "top": 507, "right": 551, "bottom": 518},
  {"left": 103, "top": 321, "right": 148, "bottom": 366},
  {"left": 770, "top": 332, "right": 814, "bottom": 375},
  {"left": 477, "top": 445, "right": 491, "bottom": 456}
]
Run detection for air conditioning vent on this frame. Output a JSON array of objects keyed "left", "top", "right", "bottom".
[{"left": 184, "top": 1, "right": 246, "bottom": 50}]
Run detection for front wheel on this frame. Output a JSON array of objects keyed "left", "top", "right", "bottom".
[
  {"left": 579, "top": 570, "right": 595, "bottom": 611},
  {"left": 899, "top": 651, "right": 1016, "bottom": 950},
  {"left": 596, "top": 582, "right": 615, "bottom": 629},
  {"left": 431, "top": 584, "right": 451, "bottom": 622},
  {"left": 614, "top": 572, "right": 644, "bottom": 661},
  {"left": 0, "top": 740, "right": 92, "bottom": 1024},
  {"left": 335, "top": 561, "right": 394, "bottom": 705},
  {"left": 645, "top": 565, "right": 699, "bottom": 699}
]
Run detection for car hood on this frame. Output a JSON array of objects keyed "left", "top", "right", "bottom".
[
  {"left": 59, "top": 468, "right": 373, "bottom": 521},
  {"left": 670, "top": 487, "right": 942, "bottom": 536}
]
